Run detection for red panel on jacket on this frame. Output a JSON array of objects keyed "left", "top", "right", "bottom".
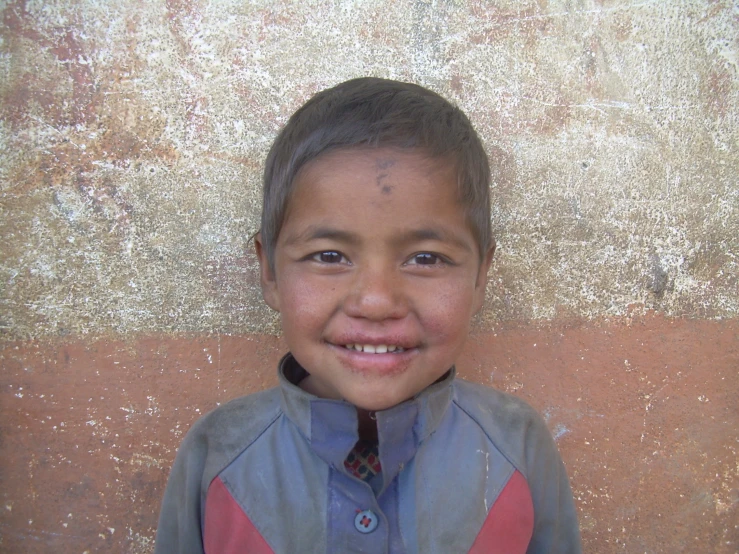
[
  {"left": 205, "top": 470, "right": 533, "bottom": 553},
  {"left": 204, "top": 476, "right": 275, "bottom": 554},
  {"left": 468, "top": 470, "right": 534, "bottom": 554}
]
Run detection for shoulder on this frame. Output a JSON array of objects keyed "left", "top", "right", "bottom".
[
  {"left": 178, "top": 387, "right": 283, "bottom": 482},
  {"left": 156, "top": 387, "right": 285, "bottom": 551},
  {"left": 451, "top": 379, "right": 583, "bottom": 552},
  {"left": 452, "top": 378, "right": 546, "bottom": 436},
  {"left": 451, "top": 379, "right": 555, "bottom": 477}
]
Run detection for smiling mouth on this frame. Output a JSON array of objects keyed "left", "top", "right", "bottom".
[{"left": 343, "top": 344, "right": 406, "bottom": 354}]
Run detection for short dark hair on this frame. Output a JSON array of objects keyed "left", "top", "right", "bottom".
[{"left": 260, "top": 77, "right": 492, "bottom": 271}]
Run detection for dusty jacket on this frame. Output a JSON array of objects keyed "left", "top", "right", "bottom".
[{"left": 155, "top": 354, "right": 581, "bottom": 553}]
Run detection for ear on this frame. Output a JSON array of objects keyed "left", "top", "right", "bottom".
[
  {"left": 472, "top": 243, "right": 495, "bottom": 314},
  {"left": 254, "top": 232, "right": 281, "bottom": 312}
]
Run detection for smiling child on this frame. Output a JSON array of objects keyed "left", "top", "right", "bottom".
[{"left": 155, "top": 77, "right": 581, "bottom": 554}]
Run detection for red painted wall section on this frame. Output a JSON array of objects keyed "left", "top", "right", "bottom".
[{"left": 1, "top": 316, "right": 736, "bottom": 553}]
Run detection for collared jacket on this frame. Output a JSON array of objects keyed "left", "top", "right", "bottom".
[{"left": 155, "top": 354, "right": 581, "bottom": 553}]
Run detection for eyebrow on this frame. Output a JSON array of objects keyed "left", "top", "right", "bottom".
[
  {"left": 282, "top": 225, "right": 474, "bottom": 253},
  {"left": 281, "top": 226, "right": 360, "bottom": 247},
  {"left": 398, "top": 228, "right": 475, "bottom": 253}
]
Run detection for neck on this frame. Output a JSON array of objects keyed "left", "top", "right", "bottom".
[{"left": 298, "top": 374, "right": 378, "bottom": 441}]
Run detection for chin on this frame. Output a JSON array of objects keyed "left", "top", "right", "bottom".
[
  {"left": 346, "top": 391, "right": 412, "bottom": 412},
  {"left": 353, "top": 400, "right": 395, "bottom": 412}
]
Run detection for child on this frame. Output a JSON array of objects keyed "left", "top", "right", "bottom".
[{"left": 155, "top": 77, "right": 581, "bottom": 553}]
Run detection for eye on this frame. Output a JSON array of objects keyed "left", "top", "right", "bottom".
[
  {"left": 311, "top": 251, "right": 347, "bottom": 264},
  {"left": 407, "top": 253, "right": 443, "bottom": 266}
]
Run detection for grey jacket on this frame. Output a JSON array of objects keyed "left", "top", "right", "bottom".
[{"left": 155, "top": 354, "right": 581, "bottom": 553}]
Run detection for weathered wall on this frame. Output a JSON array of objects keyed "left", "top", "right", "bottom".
[
  {"left": 0, "top": 1, "right": 737, "bottom": 552},
  {"left": 2, "top": 0, "right": 737, "bottom": 337}
]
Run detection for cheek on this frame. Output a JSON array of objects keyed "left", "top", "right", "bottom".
[
  {"left": 417, "top": 284, "right": 475, "bottom": 341},
  {"left": 277, "top": 274, "right": 332, "bottom": 328}
]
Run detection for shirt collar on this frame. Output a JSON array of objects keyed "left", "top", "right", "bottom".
[{"left": 278, "top": 353, "right": 455, "bottom": 490}]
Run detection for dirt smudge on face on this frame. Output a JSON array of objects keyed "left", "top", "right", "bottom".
[{"left": 375, "top": 157, "right": 397, "bottom": 195}]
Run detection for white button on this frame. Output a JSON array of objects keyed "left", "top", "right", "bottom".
[{"left": 354, "top": 510, "right": 378, "bottom": 533}]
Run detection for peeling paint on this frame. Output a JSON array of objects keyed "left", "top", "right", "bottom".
[{"left": 0, "top": 0, "right": 737, "bottom": 340}]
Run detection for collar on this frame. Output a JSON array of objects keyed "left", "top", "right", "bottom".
[{"left": 278, "top": 353, "right": 455, "bottom": 492}]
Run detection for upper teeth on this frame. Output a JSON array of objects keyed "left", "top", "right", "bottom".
[{"left": 346, "top": 344, "right": 404, "bottom": 353}]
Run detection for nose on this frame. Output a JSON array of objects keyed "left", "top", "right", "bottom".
[{"left": 343, "top": 264, "right": 408, "bottom": 321}]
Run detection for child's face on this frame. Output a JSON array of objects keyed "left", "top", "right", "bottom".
[{"left": 256, "top": 148, "right": 493, "bottom": 411}]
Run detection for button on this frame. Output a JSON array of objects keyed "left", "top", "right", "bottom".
[{"left": 354, "top": 510, "right": 379, "bottom": 533}]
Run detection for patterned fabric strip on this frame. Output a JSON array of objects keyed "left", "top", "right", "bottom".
[{"left": 344, "top": 440, "right": 381, "bottom": 482}]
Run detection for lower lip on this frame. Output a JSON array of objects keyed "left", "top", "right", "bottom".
[{"left": 329, "top": 344, "right": 416, "bottom": 376}]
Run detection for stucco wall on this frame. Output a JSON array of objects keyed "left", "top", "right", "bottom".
[
  {"left": 1, "top": 1, "right": 737, "bottom": 552},
  {"left": 2, "top": 0, "right": 737, "bottom": 338}
]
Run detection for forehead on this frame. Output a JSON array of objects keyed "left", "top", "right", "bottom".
[
  {"left": 291, "top": 147, "right": 458, "bottom": 202},
  {"left": 279, "top": 147, "right": 473, "bottom": 248}
]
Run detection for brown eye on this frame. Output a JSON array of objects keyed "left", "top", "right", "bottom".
[
  {"left": 411, "top": 253, "right": 440, "bottom": 265},
  {"left": 314, "top": 251, "right": 345, "bottom": 264}
]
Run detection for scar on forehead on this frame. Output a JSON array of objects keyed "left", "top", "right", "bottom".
[{"left": 375, "top": 157, "right": 396, "bottom": 195}]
